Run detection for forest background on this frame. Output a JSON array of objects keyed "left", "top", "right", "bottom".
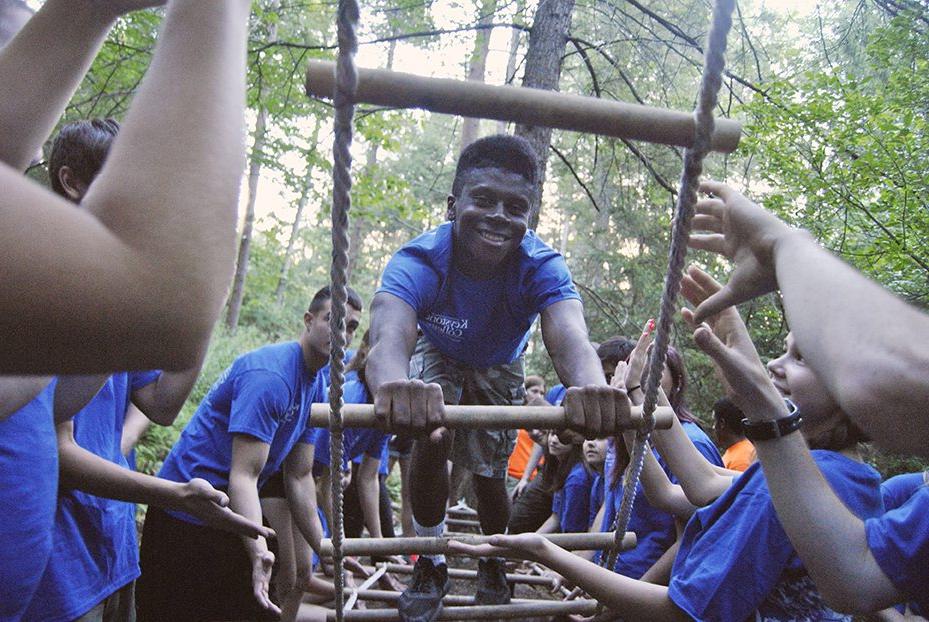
[{"left": 28, "top": 0, "right": 929, "bottom": 476}]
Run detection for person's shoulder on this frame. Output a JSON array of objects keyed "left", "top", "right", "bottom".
[
  {"left": 567, "top": 461, "right": 591, "bottom": 485},
  {"left": 229, "top": 342, "right": 301, "bottom": 385},
  {"left": 394, "top": 223, "right": 452, "bottom": 264},
  {"left": 517, "top": 230, "right": 564, "bottom": 266}
]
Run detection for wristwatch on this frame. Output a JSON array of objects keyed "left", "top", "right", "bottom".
[{"left": 741, "top": 399, "right": 802, "bottom": 441}]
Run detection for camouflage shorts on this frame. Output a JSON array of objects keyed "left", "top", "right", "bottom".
[{"left": 409, "top": 336, "right": 525, "bottom": 479}]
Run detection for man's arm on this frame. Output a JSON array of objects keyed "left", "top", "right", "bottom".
[
  {"left": 228, "top": 434, "right": 280, "bottom": 615},
  {"left": 283, "top": 442, "right": 325, "bottom": 553},
  {"left": 367, "top": 292, "right": 445, "bottom": 439},
  {"left": 690, "top": 180, "right": 929, "bottom": 456},
  {"left": 56, "top": 420, "right": 271, "bottom": 538},
  {"left": 0, "top": 1, "right": 163, "bottom": 170},
  {"left": 1, "top": 0, "right": 251, "bottom": 373},
  {"left": 356, "top": 455, "right": 383, "bottom": 539},
  {"left": 540, "top": 299, "right": 629, "bottom": 438},
  {"left": 131, "top": 365, "right": 203, "bottom": 426}
]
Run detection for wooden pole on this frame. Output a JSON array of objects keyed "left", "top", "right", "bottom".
[
  {"left": 320, "top": 531, "right": 634, "bottom": 557},
  {"left": 309, "top": 403, "right": 675, "bottom": 431},
  {"left": 349, "top": 590, "right": 554, "bottom": 606},
  {"left": 306, "top": 61, "right": 741, "bottom": 153},
  {"left": 329, "top": 599, "right": 599, "bottom": 621},
  {"left": 382, "top": 563, "right": 556, "bottom": 587}
]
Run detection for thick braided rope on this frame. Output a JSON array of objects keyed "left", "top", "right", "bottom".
[
  {"left": 603, "top": 0, "right": 735, "bottom": 573},
  {"left": 328, "top": 0, "right": 359, "bottom": 618}
]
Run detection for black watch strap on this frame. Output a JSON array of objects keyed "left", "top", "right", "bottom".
[{"left": 742, "top": 403, "right": 802, "bottom": 441}]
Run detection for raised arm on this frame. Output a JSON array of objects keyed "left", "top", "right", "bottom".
[
  {"left": 0, "top": 1, "right": 163, "bottom": 170},
  {"left": 689, "top": 180, "right": 929, "bottom": 456},
  {"left": 1, "top": 0, "right": 250, "bottom": 373},
  {"left": 55, "top": 419, "right": 271, "bottom": 539},
  {"left": 688, "top": 302, "right": 905, "bottom": 613},
  {"left": 120, "top": 404, "right": 151, "bottom": 457}
]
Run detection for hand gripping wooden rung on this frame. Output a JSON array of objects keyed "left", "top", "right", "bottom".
[
  {"left": 309, "top": 403, "right": 675, "bottom": 431},
  {"left": 306, "top": 60, "right": 741, "bottom": 153}
]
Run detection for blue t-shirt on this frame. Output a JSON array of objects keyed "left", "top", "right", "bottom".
[
  {"left": 311, "top": 372, "right": 388, "bottom": 472},
  {"left": 551, "top": 462, "right": 594, "bottom": 533},
  {"left": 880, "top": 472, "right": 926, "bottom": 511},
  {"left": 0, "top": 380, "right": 58, "bottom": 622},
  {"left": 600, "top": 421, "right": 723, "bottom": 579},
  {"left": 159, "top": 342, "right": 324, "bottom": 523},
  {"left": 546, "top": 384, "right": 566, "bottom": 406},
  {"left": 588, "top": 472, "right": 605, "bottom": 528},
  {"left": 24, "top": 372, "right": 160, "bottom": 622},
  {"left": 867, "top": 486, "right": 929, "bottom": 615},
  {"left": 669, "top": 451, "right": 883, "bottom": 622},
  {"left": 377, "top": 223, "right": 580, "bottom": 368}
]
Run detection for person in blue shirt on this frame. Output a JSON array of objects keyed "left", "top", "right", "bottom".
[
  {"left": 367, "top": 134, "right": 633, "bottom": 621},
  {"left": 684, "top": 181, "right": 929, "bottom": 615},
  {"left": 136, "top": 285, "right": 361, "bottom": 622},
  {"left": 450, "top": 283, "right": 884, "bottom": 621},
  {"left": 534, "top": 432, "right": 590, "bottom": 534}
]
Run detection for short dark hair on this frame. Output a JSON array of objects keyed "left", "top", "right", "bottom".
[
  {"left": 596, "top": 336, "right": 635, "bottom": 370},
  {"left": 713, "top": 397, "right": 745, "bottom": 434},
  {"left": 451, "top": 134, "right": 539, "bottom": 199},
  {"left": 308, "top": 285, "right": 363, "bottom": 314},
  {"left": 48, "top": 118, "right": 120, "bottom": 199},
  {"left": 524, "top": 375, "right": 544, "bottom": 389}
]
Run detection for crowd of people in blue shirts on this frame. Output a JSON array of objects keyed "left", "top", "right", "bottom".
[{"left": 1, "top": 2, "right": 928, "bottom": 621}]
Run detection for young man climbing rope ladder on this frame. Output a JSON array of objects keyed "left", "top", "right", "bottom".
[{"left": 366, "top": 134, "right": 632, "bottom": 622}]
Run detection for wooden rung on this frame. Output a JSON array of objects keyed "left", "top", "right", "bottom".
[
  {"left": 382, "top": 563, "right": 555, "bottom": 587},
  {"left": 349, "top": 589, "right": 553, "bottom": 606},
  {"left": 445, "top": 517, "right": 481, "bottom": 529},
  {"left": 320, "top": 531, "right": 635, "bottom": 557},
  {"left": 329, "top": 599, "right": 599, "bottom": 621},
  {"left": 447, "top": 505, "right": 478, "bottom": 518},
  {"left": 306, "top": 61, "right": 741, "bottom": 153},
  {"left": 309, "top": 403, "right": 675, "bottom": 431}
]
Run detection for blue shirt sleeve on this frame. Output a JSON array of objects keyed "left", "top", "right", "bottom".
[
  {"left": 377, "top": 245, "right": 441, "bottom": 315},
  {"left": 228, "top": 371, "right": 293, "bottom": 444},
  {"left": 867, "top": 487, "right": 929, "bottom": 613},
  {"left": 526, "top": 252, "right": 580, "bottom": 313}
]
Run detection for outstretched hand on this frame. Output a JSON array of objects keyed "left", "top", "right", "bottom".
[
  {"left": 251, "top": 549, "right": 281, "bottom": 615},
  {"left": 178, "top": 478, "right": 275, "bottom": 540},
  {"left": 447, "top": 533, "right": 549, "bottom": 562},
  {"left": 688, "top": 180, "right": 795, "bottom": 324},
  {"left": 681, "top": 269, "right": 789, "bottom": 423}
]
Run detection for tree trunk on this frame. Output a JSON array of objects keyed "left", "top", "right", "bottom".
[
  {"left": 514, "top": 0, "right": 576, "bottom": 228},
  {"left": 459, "top": 0, "right": 498, "bottom": 151},
  {"left": 275, "top": 162, "right": 314, "bottom": 305},
  {"left": 225, "top": 106, "right": 268, "bottom": 330},
  {"left": 225, "top": 0, "right": 279, "bottom": 330},
  {"left": 497, "top": 0, "right": 526, "bottom": 134}
]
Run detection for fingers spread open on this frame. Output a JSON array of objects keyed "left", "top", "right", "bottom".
[
  {"left": 699, "top": 179, "right": 733, "bottom": 199},
  {"left": 688, "top": 233, "right": 727, "bottom": 255}
]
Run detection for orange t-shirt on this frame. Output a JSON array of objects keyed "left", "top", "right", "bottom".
[
  {"left": 722, "top": 438, "right": 756, "bottom": 472},
  {"left": 508, "top": 429, "right": 539, "bottom": 479}
]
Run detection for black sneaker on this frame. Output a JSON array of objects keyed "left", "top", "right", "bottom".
[
  {"left": 398, "top": 557, "right": 450, "bottom": 622},
  {"left": 474, "top": 557, "right": 511, "bottom": 605}
]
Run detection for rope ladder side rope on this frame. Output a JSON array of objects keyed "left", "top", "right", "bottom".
[{"left": 328, "top": 0, "right": 360, "bottom": 619}]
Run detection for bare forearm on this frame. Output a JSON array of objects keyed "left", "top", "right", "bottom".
[
  {"left": 635, "top": 443, "right": 696, "bottom": 519},
  {"left": 228, "top": 474, "right": 268, "bottom": 557},
  {"left": 535, "top": 541, "right": 687, "bottom": 621},
  {"left": 549, "top": 330, "right": 605, "bottom": 388},
  {"left": 0, "top": 1, "right": 114, "bottom": 170},
  {"left": 649, "top": 418, "right": 730, "bottom": 507},
  {"left": 524, "top": 442, "right": 544, "bottom": 477},
  {"left": 120, "top": 405, "right": 151, "bottom": 456},
  {"left": 774, "top": 232, "right": 929, "bottom": 455},
  {"left": 286, "top": 474, "right": 324, "bottom": 553},
  {"left": 754, "top": 433, "right": 901, "bottom": 612}
]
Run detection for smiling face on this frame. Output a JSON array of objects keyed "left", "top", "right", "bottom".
[
  {"left": 547, "top": 431, "right": 573, "bottom": 457},
  {"left": 767, "top": 332, "right": 843, "bottom": 438},
  {"left": 447, "top": 167, "right": 533, "bottom": 276}
]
